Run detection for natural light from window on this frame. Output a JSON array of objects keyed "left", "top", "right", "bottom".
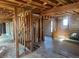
[
  {"left": 63, "top": 16, "right": 68, "bottom": 26},
  {"left": 51, "top": 20, "right": 53, "bottom": 32}
]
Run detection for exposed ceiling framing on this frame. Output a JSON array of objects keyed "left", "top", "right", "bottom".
[
  {"left": 0, "top": 0, "right": 79, "bottom": 20},
  {"left": 41, "top": 1, "right": 79, "bottom": 16}
]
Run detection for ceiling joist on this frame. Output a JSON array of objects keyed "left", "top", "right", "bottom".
[{"left": 41, "top": 2, "right": 79, "bottom": 16}]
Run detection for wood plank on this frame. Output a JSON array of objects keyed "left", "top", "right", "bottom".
[
  {"left": 40, "top": 0, "right": 56, "bottom": 6},
  {"left": 0, "top": 1, "right": 14, "bottom": 11},
  {"left": 14, "top": 7, "right": 19, "bottom": 58},
  {"left": 41, "top": 2, "right": 79, "bottom": 16}
]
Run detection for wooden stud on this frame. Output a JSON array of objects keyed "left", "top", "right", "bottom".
[{"left": 14, "top": 7, "right": 19, "bottom": 58}]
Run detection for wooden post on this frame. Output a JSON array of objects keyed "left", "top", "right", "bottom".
[
  {"left": 13, "top": 7, "right": 19, "bottom": 58},
  {"left": 38, "top": 18, "right": 40, "bottom": 42},
  {"left": 23, "top": 9, "right": 26, "bottom": 51},
  {"left": 53, "top": 17, "right": 58, "bottom": 38},
  {"left": 42, "top": 16, "right": 44, "bottom": 41},
  {"left": 39, "top": 16, "right": 42, "bottom": 42},
  {"left": 29, "top": 11, "right": 32, "bottom": 51},
  {"left": 39, "top": 16, "right": 44, "bottom": 42}
]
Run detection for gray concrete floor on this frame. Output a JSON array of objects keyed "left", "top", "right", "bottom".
[
  {"left": 0, "top": 36, "right": 79, "bottom": 58},
  {"left": 0, "top": 41, "right": 25, "bottom": 58},
  {"left": 22, "top": 36, "right": 65, "bottom": 58},
  {"left": 22, "top": 36, "right": 79, "bottom": 58}
]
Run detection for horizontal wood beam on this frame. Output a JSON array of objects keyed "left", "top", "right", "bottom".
[
  {"left": 0, "top": 0, "right": 30, "bottom": 10},
  {"left": 41, "top": 2, "right": 79, "bottom": 16},
  {"left": 0, "top": 1, "right": 14, "bottom": 11},
  {"left": 40, "top": 0, "right": 56, "bottom": 6}
]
